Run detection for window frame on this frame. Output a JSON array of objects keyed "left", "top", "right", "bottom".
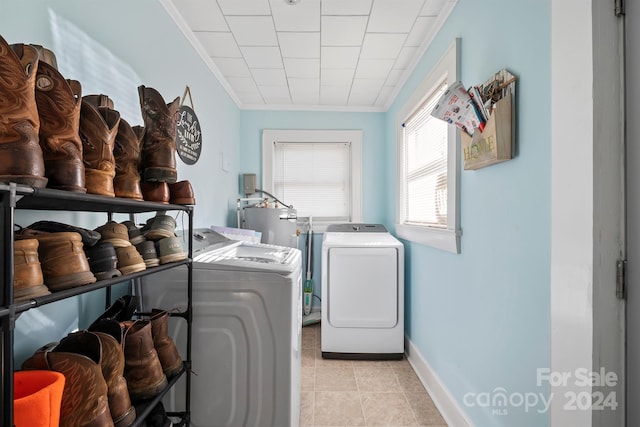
[
  {"left": 396, "top": 39, "right": 461, "bottom": 253},
  {"left": 262, "top": 129, "right": 363, "bottom": 233}
]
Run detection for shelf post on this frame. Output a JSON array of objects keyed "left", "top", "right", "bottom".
[{"left": 1, "top": 183, "right": 17, "bottom": 427}]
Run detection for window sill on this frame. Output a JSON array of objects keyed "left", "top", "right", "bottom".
[{"left": 395, "top": 224, "right": 461, "bottom": 254}]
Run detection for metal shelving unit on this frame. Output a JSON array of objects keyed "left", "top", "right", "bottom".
[{"left": 0, "top": 182, "right": 193, "bottom": 427}]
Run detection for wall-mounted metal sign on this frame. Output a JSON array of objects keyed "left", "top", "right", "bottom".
[{"left": 176, "top": 86, "right": 202, "bottom": 165}]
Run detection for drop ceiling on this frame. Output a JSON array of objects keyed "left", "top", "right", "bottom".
[{"left": 162, "top": 0, "right": 456, "bottom": 111}]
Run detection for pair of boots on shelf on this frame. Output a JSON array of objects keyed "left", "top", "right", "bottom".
[
  {"left": 0, "top": 34, "right": 194, "bottom": 205},
  {"left": 20, "top": 296, "right": 183, "bottom": 427},
  {"left": 13, "top": 215, "right": 185, "bottom": 302}
]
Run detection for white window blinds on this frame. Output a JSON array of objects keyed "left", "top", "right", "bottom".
[
  {"left": 273, "top": 142, "right": 351, "bottom": 221},
  {"left": 402, "top": 82, "right": 449, "bottom": 227}
]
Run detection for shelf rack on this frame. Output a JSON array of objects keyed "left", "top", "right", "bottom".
[{"left": 0, "top": 182, "right": 193, "bottom": 427}]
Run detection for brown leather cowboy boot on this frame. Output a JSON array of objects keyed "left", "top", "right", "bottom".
[
  {"left": 150, "top": 309, "right": 183, "bottom": 378},
  {"left": 113, "top": 119, "right": 143, "bottom": 200},
  {"left": 34, "top": 60, "right": 86, "bottom": 192},
  {"left": 0, "top": 36, "right": 47, "bottom": 188},
  {"left": 80, "top": 96, "right": 120, "bottom": 197},
  {"left": 22, "top": 333, "right": 115, "bottom": 427},
  {"left": 88, "top": 321, "right": 136, "bottom": 427},
  {"left": 13, "top": 238, "right": 50, "bottom": 302},
  {"left": 122, "top": 320, "right": 167, "bottom": 401},
  {"left": 138, "top": 86, "right": 179, "bottom": 183},
  {"left": 17, "top": 231, "right": 96, "bottom": 291}
]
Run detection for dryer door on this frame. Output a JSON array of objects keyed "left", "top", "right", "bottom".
[{"left": 327, "top": 247, "right": 398, "bottom": 328}]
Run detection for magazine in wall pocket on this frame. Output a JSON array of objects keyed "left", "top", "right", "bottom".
[{"left": 461, "top": 92, "right": 513, "bottom": 170}]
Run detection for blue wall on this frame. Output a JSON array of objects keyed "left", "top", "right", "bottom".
[
  {"left": 1, "top": 0, "right": 241, "bottom": 364},
  {"left": 384, "top": 0, "right": 551, "bottom": 426}
]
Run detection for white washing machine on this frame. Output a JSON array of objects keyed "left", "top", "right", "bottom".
[
  {"left": 321, "top": 224, "right": 404, "bottom": 359},
  {"left": 138, "top": 229, "right": 302, "bottom": 427}
]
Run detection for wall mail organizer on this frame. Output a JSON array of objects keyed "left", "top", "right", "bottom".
[{"left": 431, "top": 69, "right": 517, "bottom": 170}]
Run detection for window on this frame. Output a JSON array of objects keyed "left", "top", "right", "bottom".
[
  {"left": 263, "top": 130, "right": 362, "bottom": 232},
  {"left": 396, "top": 39, "right": 461, "bottom": 253}
]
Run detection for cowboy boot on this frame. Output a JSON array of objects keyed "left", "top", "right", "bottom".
[
  {"left": 13, "top": 238, "right": 50, "bottom": 302},
  {"left": 22, "top": 334, "right": 114, "bottom": 427},
  {"left": 0, "top": 36, "right": 47, "bottom": 188},
  {"left": 16, "top": 231, "right": 96, "bottom": 291},
  {"left": 122, "top": 320, "right": 168, "bottom": 401},
  {"left": 79, "top": 96, "right": 120, "bottom": 197},
  {"left": 34, "top": 60, "right": 86, "bottom": 192},
  {"left": 89, "top": 321, "right": 136, "bottom": 427},
  {"left": 138, "top": 86, "right": 179, "bottom": 183},
  {"left": 150, "top": 309, "right": 183, "bottom": 378},
  {"left": 113, "top": 119, "right": 143, "bottom": 200}
]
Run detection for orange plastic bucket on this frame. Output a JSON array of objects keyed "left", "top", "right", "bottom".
[{"left": 14, "top": 370, "right": 65, "bottom": 427}]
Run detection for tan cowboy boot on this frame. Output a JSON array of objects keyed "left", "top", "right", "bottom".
[
  {"left": 89, "top": 321, "right": 136, "bottom": 427},
  {"left": 138, "top": 85, "right": 180, "bottom": 183},
  {"left": 80, "top": 95, "right": 120, "bottom": 197},
  {"left": 22, "top": 333, "right": 115, "bottom": 427},
  {"left": 34, "top": 61, "right": 86, "bottom": 192},
  {"left": 0, "top": 36, "right": 47, "bottom": 188},
  {"left": 122, "top": 320, "right": 168, "bottom": 401},
  {"left": 16, "top": 231, "right": 96, "bottom": 291},
  {"left": 113, "top": 119, "right": 143, "bottom": 200},
  {"left": 13, "top": 238, "right": 49, "bottom": 301},
  {"left": 150, "top": 309, "right": 183, "bottom": 378}
]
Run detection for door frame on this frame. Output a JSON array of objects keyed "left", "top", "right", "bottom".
[{"left": 550, "top": 1, "right": 625, "bottom": 426}]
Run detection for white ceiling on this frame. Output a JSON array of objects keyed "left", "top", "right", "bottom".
[{"left": 162, "top": 0, "right": 455, "bottom": 111}]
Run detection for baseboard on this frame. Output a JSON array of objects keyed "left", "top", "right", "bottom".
[{"left": 405, "top": 336, "right": 475, "bottom": 427}]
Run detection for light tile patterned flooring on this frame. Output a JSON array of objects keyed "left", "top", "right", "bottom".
[{"left": 300, "top": 323, "right": 448, "bottom": 427}]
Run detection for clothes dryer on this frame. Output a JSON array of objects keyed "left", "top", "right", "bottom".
[
  {"left": 321, "top": 224, "right": 404, "bottom": 359},
  {"left": 138, "top": 228, "right": 302, "bottom": 427}
]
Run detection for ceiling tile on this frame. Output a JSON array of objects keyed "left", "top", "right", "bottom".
[
  {"left": 227, "top": 76, "right": 259, "bottom": 92},
  {"left": 270, "top": 0, "right": 321, "bottom": 32},
  {"left": 240, "top": 46, "right": 283, "bottom": 68},
  {"left": 348, "top": 90, "right": 378, "bottom": 106},
  {"left": 321, "top": 68, "right": 355, "bottom": 86},
  {"left": 263, "top": 96, "right": 292, "bottom": 105},
  {"left": 217, "top": 0, "right": 271, "bottom": 15},
  {"left": 278, "top": 32, "right": 320, "bottom": 58},
  {"left": 360, "top": 33, "right": 407, "bottom": 59},
  {"left": 405, "top": 16, "right": 437, "bottom": 46},
  {"left": 259, "top": 85, "right": 291, "bottom": 99},
  {"left": 237, "top": 91, "right": 265, "bottom": 105},
  {"left": 421, "top": 0, "right": 447, "bottom": 16},
  {"left": 321, "top": 0, "right": 372, "bottom": 15},
  {"left": 289, "top": 78, "right": 320, "bottom": 104},
  {"left": 354, "top": 59, "right": 394, "bottom": 79},
  {"left": 375, "top": 85, "right": 394, "bottom": 107},
  {"left": 251, "top": 68, "right": 288, "bottom": 85},
  {"left": 283, "top": 58, "right": 320, "bottom": 78},
  {"left": 321, "top": 16, "right": 368, "bottom": 46},
  {"left": 385, "top": 68, "right": 405, "bottom": 85},
  {"left": 172, "top": 0, "right": 228, "bottom": 31},
  {"left": 320, "top": 86, "right": 350, "bottom": 105},
  {"left": 321, "top": 46, "right": 360, "bottom": 69},
  {"left": 227, "top": 16, "right": 278, "bottom": 46},
  {"left": 351, "top": 78, "right": 385, "bottom": 95},
  {"left": 214, "top": 58, "right": 251, "bottom": 77},
  {"left": 394, "top": 46, "right": 418, "bottom": 69},
  {"left": 368, "top": 0, "right": 424, "bottom": 33},
  {"left": 195, "top": 32, "right": 242, "bottom": 57}
]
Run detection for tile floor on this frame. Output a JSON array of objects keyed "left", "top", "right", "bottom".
[{"left": 300, "top": 323, "right": 448, "bottom": 427}]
